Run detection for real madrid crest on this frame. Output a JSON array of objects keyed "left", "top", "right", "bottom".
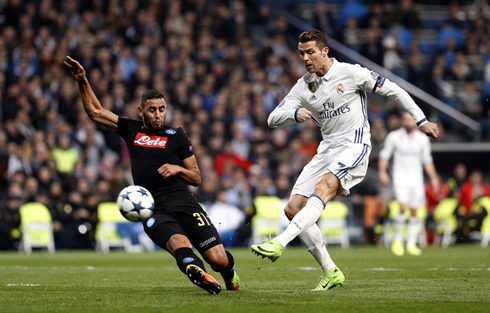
[
  {"left": 337, "top": 83, "right": 345, "bottom": 95},
  {"left": 308, "top": 81, "right": 318, "bottom": 93}
]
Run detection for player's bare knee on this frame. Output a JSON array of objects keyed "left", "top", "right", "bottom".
[{"left": 284, "top": 204, "right": 297, "bottom": 220}]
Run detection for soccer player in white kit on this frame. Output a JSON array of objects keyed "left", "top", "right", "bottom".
[
  {"left": 251, "top": 29, "right": 439, "bottom": 290},
  {"left": 379, "top": 112, "right": 439, "bottom": 256}
]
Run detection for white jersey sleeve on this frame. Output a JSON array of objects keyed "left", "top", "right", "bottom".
[
  {"left": 353, "top": 66, "right": 428, "bottom": 127},
  {"left": 267, "top": 81, "right": 303, "bottom": 128}
]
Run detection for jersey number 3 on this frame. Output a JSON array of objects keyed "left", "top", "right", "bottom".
[{"left": 193, "top": 212, "right": 211, "bottom": 226}]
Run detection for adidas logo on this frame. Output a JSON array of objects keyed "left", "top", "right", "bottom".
[{"left": 309, "top": 94, "right": 317, "bottom": 100}]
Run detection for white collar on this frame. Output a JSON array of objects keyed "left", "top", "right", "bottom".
[{"left": 315, "top": 58, "right": 338, "bottom": 82}]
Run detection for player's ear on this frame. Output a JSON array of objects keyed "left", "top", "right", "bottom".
[
  {"left": 137, "top": 106, "right": 143, "bottom": 117},
  {"left": 323, "top": 46, "right": 329, "bottom": 57}
]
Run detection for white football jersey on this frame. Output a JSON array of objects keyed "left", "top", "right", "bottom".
[
  {"left": 268, "top": 59, "right": 428, "bottom": 146},
  {"left": 379, "top": 127, "right": 433, "bottom": 184}
]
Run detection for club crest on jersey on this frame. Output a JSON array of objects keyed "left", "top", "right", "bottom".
[
  {"left": 337, "top": 83, "right": 345, "bottom": 95},
  {"left": 308, "top": 81, "right": 318, "bottom": 93},
  {"left": 134, "top": 133, "right": 168, "bottom": 148},
  {"left": 165, "top": 129, "right": 177, "bottom": 135}
]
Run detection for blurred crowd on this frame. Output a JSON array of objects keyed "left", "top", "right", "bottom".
[{"left": 0, "top": 0, "right": 489, "bottom": 250}]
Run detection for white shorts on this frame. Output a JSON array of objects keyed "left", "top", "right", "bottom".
[
  {"left": 393, "top": 181, "right": 426, "bottom": 209},
  {"left": 291, "top": 142, "right": 371, "bottom": 197}
]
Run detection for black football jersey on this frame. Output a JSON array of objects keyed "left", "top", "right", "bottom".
[{"left": 117, "top": 117, "right": 194, "bottom": 198}]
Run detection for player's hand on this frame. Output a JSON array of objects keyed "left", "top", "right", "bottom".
[
  {"left": 296, "top": 108, "right": 312, "bottom": 123},
  {"left": 419, "top": 122, "right": 439, "bottom": 139},
  {"left": 379, "top": 171, "right": 391, "bottom": 186},
  {"left": 158, "top": 163, "right": 181, "bottom": 179},
  {"left": 64, "top": 56, "right": 87, "bottom": 82},
  {"left": 430, "top": 177, "right": 440, "bottom": 193}
]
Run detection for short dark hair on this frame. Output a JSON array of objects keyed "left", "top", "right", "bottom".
[
  {"left": 141, "top": 89, "right": 165, "bottom": 106},
  {"left": 298, "top": 29, "right": 328, "bottom": 49}
]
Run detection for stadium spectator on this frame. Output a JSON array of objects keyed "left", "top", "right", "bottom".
[
  {"left": 447, "top": 163, "right": 468, "bottom": 195},
  {"left": 386, "top": 0, "right": 422, "bottom": 31},
  {"left": 459, "top": 169, "right": 490, "bottom": 215}
]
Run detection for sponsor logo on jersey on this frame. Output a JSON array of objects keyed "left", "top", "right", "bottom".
[
  {"left": 308, "top": 81, "right": 318, "bottom": 93},
  {"left": 337, "top": 83, "right": 345, "bottom": 95},
  {"left": 199, "top": 237, "right": 216, "bottom": 248},
  {"left": 309, "top": 94, "right": 317, "bottom": 100},
  {"left": 277, "top": 99, "right": 286, "bottom": 107},
  {"left": 165, "top": 129, "right": 177, "bottom": 135},
  {"left": 146, "top": 217, "right": 156, "bottom": 228},
  {"left": 318, "top": 105, "right": 351, "bottom": 120},
  {"left": 134, "top": 133, "right": 168, "bottom": 148},
  {"left": 377, "top": 77, "right": 386, "bottom": 89}
]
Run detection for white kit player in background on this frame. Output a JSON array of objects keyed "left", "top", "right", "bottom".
[
  {"left": 379, "top": 112, "right": 439, "bottom": 256},
  {"left": 251, "top": 29, "right": 439, "bottom": 291}
]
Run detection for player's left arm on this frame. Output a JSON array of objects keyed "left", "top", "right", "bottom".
[
  {"left": 355, "top": 66, "right": 439, "bottom": 139},
  {"left": 423, "top": 162, "right": 440, "bottom": 192},
  {"left": 422, "top": 137, "right": 439, "bottom": 192},
  {"left": 157, "top": 156, "right": 202, "bottom": 186}
]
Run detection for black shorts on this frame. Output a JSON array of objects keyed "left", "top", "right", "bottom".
[{"left": 142, "top": 191, "right": 222, "bottom": 254}]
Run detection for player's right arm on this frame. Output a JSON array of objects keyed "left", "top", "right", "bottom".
[
  {"left": 64, "top": 56, "right": 119, "bottom": 132},
  {"left": 354, "top": 65, "right": 439, "bottom": 139},
  {"left": 378, "top": 132, "right": 396, "bottom": 186},
  {"left": 268, "top": 83, "right": 311, "bottom": 128}
]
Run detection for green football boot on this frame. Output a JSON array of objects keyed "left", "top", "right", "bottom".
[
  {"left": 223, "top": 270, "right": 240, "bottom": 291},
  {"left": 311, "top": 267, "right": 345, "bottom": 291},
  {"left": 391, "top": 240, "right": 405, "bottom": 257},
  {"left": 406, "top": 246, "right": 422, "bottom": 256},
  {"left": 251, "top": 238, "right": 284, "bottom": 262}
]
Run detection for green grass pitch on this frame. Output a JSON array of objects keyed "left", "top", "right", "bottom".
[{"left": 1, "top": 245, "right": 489, "bottom": 313}]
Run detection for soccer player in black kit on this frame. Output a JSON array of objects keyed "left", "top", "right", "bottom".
[{"left": 64, "top": 56, "right": 239, "bottom": 295}]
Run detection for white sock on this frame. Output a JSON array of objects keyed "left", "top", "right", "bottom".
[
  {"left": 406, "top": 217, "right": 420, "bottom": 248},
  {"left": 299, "top": 224, "right": 336, "bottom": 270},
  {"left": 393, "top": 213, "right": 405, "bottom": 242},
  {"left": 276, "top": 195, "right": 325, "bottom": 247}
]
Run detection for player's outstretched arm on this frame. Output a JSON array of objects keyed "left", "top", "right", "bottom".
[
  {"left": 64, "top": 56, "right": 119, "bottom": 132},
  {"left": 157, "top": 156, "right": 202, "bottom": 187}
]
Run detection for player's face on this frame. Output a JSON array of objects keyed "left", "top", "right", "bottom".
[
  {"left": 298, "top": 41, "right": 329, "bottom": 75},
  {"left": 139, "top": 98, "right": 167, "bottom": 130},
  {"left": 401, "top": 112, "right": 416, "bottom": 132}
]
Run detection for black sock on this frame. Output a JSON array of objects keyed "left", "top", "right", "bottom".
[
  {"left": 174, "top": 247, "right": 206, "bottom": 274},
  {"left": 211, "top": 250, "right": 235, "bottom": 280}
]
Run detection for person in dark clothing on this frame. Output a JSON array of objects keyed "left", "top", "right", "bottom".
[{"left": 64, "top": 56, "right": 239, "bottom": 295}]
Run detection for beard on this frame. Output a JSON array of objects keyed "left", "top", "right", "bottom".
[{"left": 143, "top": 115, "right": 165, "bottom": 131}]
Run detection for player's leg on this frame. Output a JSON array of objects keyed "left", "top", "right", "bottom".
[
  {"left": 251, "top": 173, "right": 341, "bottom": 261},
  {"left": 406, "top": 187, "right": 424, "bottom": 256},
  {"left": 182, "top": 204, "right": 240, "bottom": 291},
  {"left": 406, "top": 208, "right": 422, "bottom": 255},
  {"left": 284, "top": 195, "right": 337, "bottom": 271},
  {"left": 145, "top": 220, "right": 221, "bottom": 295},
  {"left": 201, "top": 245, "right": 240, "bottom": 291},
  {"left": 392, "top": 183, "right": 408, "bottom": 256}
]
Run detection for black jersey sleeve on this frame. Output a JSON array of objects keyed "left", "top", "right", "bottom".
[
  {"left": 177, "top": 127, "right": 194, "bottom": 160},
  {"left": 117, "top": 117, "right": 140, "bottom": 141}
]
